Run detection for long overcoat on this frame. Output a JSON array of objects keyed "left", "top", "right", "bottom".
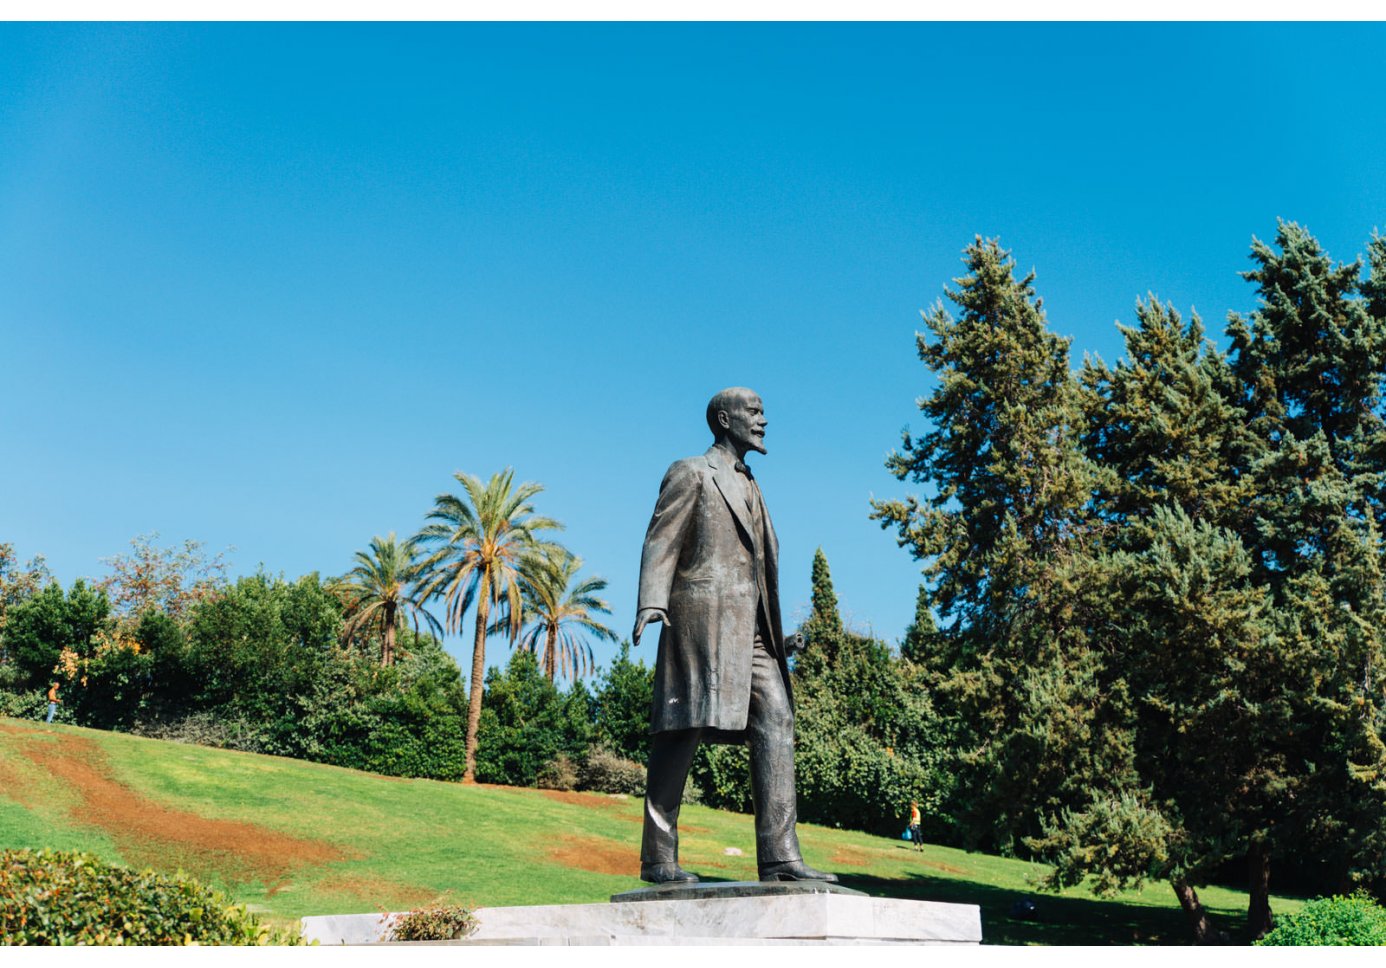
[{"left": 637, "top": 445, "right": 790, "bottom": 733}]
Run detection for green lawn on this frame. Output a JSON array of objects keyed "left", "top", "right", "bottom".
[{"left": 0, "top": 716, "right": 1302, "bottom": 944}]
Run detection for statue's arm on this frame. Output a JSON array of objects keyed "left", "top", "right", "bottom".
[{"left": 633, "top": 460, "right": 699, "bottom": 645}]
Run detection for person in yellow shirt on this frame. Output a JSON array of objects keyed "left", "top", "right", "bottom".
[
  {"left": 46, "top": 682, "right": 61, "bottom": 724},
  {"left": 909, "top": 801, "right": 923, "bottom": 852}
]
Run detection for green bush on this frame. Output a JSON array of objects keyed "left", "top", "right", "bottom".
[
  {"left": 0, "top": 688, "right": 60, "bottom": 723},
  {"left": 578, "top": 745, "right": 645, "bottom": 795},
  {"left": 1256, "top": 892, "right": 1386, "bottom": 946},
  {"left": 691, "top": 743, "right": 753, "bottom": 813},
  {"left": 0, "top": 849, "right": 303, "bottom": 945},
  {"left": 388, "top": 901, "right": 478, "bottom": 942}
]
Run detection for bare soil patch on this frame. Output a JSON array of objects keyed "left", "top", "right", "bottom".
[
  {"left": 539, "top": 789, "right": 627, "bottom": 810},
  {"left": 547, "top": 833, "right": 638, "bottom": 877},
  {"left": 10, "top": 728, "right": 348, "bottom": 885},
  {"left": 314, "top": 873, "right": 437, "bottom": 908},
  {"left": 830, "top": 846, "right": 873, "bottom": 868},
  {"left": 923, "top": 858, "right": 966, "bottom": 875}
]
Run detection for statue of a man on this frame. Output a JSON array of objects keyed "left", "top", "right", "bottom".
[{"left": 633, "top": 386, "right": 837, "bottom": 885}]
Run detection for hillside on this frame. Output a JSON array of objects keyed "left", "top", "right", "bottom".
[{"left": 0, "top": 716, "right": 1302, "bottom": 944}]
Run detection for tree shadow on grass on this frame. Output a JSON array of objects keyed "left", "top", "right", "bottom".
[{"left": 836, "top": 869, "right": 1251, "bottom": 946}]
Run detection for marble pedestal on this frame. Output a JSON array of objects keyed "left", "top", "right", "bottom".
[{"left": 300, "top": 882, "right": 982, "bottom": 945}]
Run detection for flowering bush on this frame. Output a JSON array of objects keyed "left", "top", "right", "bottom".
[
  {"left": 0, "top": 849, "right": 302, "bottom": 945},
  {"left": 388, "top": 901, "right": 478, "bottom": 942}
]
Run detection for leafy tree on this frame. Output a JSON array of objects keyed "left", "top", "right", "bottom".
[
  {"left": 333, "top": 533, "right": 441, "bottom": 667},
  {"left": 509, "top": 548, "right": 616, "bottom": 683},
  {"left": 474, "top": 648, "right": 592, "bottom": 786},
  {"left": 182, "top": 571, "right": 342, "bottom": 725},
  {"left": 591, "top": 640, "right": 655, "bottom": 763},
  {"left": 3, "top": 579, "right": 110, "bottom": 691},
  {"left": 295, "top": 630, "right": 470, "bottom": 779},
  {"left": 414, "top": 469, "right": 563, "bottom": 782},
  {"left": 97, "top": 533, "right": 229, "bottom": 624},
  {"left": 0, "top": 543, "right": 52, "bottom": 644}
]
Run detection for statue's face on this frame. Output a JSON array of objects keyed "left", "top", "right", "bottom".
[{"left": 722, "top": 391, "right": 768, "bottom": 456}]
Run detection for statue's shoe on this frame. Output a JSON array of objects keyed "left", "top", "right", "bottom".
[
  {"left": 758, "top": 860, "right": 839, "bottom": 883},
  {"left": 640, "top": 863, "right": 700, "bottom": 884}
]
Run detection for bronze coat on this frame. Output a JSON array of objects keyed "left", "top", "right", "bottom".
[{"left": 637, "top": 446, "right": 790, "bottom": 733}]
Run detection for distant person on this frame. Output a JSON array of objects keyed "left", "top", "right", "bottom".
[
  {"left": 46, "top": 682, "right": 61, "bottom": 723},
  {"left": 909, "top": 800, "right": 923, "bottom": 852}
]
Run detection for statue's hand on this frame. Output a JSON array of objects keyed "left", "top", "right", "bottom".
[
  {"left": 784, "top": 632, "right": 806, "bottom": 655},
  {"left": 633, "top": 608, "right": 671, "bottom": 646}
]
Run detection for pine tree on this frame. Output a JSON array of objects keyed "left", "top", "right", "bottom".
[
  {"left": 872, "top": 237, "right": 1122, "bottom": 852},
  {"left": 1080, "top": 297, "right": 1252, "bottom": 526},
  {"left": 1225, "top": 222, "right": 1386, "bottom": 936},
  {"left": 1042, "top": 296, "right": 1278, "bottom": 941},
  {"left": 900, "top": 584, "right": 941, "bottom": 667}
]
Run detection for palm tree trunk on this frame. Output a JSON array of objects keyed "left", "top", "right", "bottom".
[
  {"left": 463, "top": 575, "right": 490, "bottom": 783},
  {"left": 546, "top": 625, "right": 557, "bottom": 683},
  {"left": 383, "top": 602, "right": 396, "bottom": 667}
]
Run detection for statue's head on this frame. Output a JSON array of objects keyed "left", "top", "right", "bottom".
[{"left": 706, "top": 386, "right": 767, "bottom": 456}]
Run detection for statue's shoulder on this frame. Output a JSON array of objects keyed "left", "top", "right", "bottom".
[{"left": 660, "top": 454, "right": 711, "bottom": 488}]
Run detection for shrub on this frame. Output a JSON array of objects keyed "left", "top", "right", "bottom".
[
  {"left": 0, "top": 849, "right": 303, "bottom": 945},
  {"left": 0, "top": 688, "right": 58, "bottom": 723},
  {"left": 691, "top": 743, "right": 753, "bottom": 812},
  {"left": 1256, "top": 892, "right": 1386, "bottom": 946},
  {"left": 537, "top": 753, "right": 579, "bottom": 791},
  {"left": 388, "top": 902, "right": 478, "bottom": 942},
  {"left": 129, "top": 710, "right": 272, "bottom": 754},
  {"left": 578, "top": 745, "right": 646, "bottom": 796}
]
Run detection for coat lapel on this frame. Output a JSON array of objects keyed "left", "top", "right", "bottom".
[{"left": 706, "top": 450, "right": 756, "bottom": 544}]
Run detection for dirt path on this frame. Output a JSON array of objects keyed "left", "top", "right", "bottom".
[{"left": 2, "top": 723, "right": 348, "bottom": 886}]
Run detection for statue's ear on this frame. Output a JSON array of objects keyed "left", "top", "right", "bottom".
[{"left": 716, "top": 410, "right": 731, "bottom": 430}]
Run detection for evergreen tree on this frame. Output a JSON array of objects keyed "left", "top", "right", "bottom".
[
  {"left": 1049, "top": 226, "right": 1386, "bottom": 941},
  {"left": 1080, "top": 298, "right": 1252, "bottom": 525},
  {"left": 807, "top": 547, "right": 842, "bottom": 635},
  {"left": 872, "top": 237, "right": 1122, "bottom": 852},
  {"left": 591, "top": 641, "right": 655, "bottom": 764},
  {"left": 1225, "top": 222, "right": 1386, "bottom": 936},
  {"left": 790, "top": 553, "right": 952, "bottom": 837},
  {"left": 797, "top": 548, "right": 845, "bottom": 674},
  {"left": 900, "top": 584, "right": 942, "bottom": 667}
]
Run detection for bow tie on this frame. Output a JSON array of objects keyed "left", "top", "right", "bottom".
[{"left": 734, "top": 461, "right": 754, "bottom": 480}]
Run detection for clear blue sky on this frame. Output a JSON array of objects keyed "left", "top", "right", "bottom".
[{"left": 4, "top": 23, "right": 1385, "bottom": 676}]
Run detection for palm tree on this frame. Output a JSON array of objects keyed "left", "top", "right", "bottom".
[
  {"left": 509, "top": 549, "right": 618, "bottom": 683},
  {"left": 414, "top": 469, "right": 563, "bottom": 782},
  {"left": 333, "top": 533, "right": 441, "bottom": 667}
]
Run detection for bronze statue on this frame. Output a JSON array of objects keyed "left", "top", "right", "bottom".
[{"left": 633, "top": 387, "right": 837, "bottom": 885}]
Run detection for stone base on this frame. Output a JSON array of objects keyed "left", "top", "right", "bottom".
[{"left": 301, "top": 883, "right": 982, "bottom": 945}]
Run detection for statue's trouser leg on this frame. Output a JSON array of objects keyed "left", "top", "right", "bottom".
[
  {"left": 748, "top": 636, "right": 801, "bottom": 866},
  {"left": 641, "top": 727, "right": 702, "bottom": 866}
]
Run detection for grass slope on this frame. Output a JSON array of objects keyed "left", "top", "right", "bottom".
[{"left": 0, "top": 716, "right": 1302, "bottom": 945}]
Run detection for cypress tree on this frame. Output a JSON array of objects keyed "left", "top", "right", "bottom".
[{"left": 808, "top": 547, "right": 843, "bottom": 635}]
